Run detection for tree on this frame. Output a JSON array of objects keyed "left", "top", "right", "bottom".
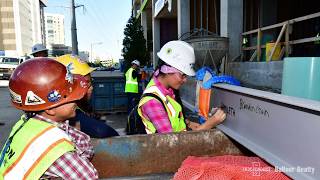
[{"left": 122, "top": 15, "right": 148, "bottom": 71}]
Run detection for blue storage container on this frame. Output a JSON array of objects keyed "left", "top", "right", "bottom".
[
  {"left": 93, "top": 79, "right": 114, "bottom": 97},
  {"left": 90, "top": 71, "right": 127, "bottom": 113},
  {"left": 112, "top": 95, "right": 128, "bottom": 110},
  {"left": 113, "top": 79, "right": 126, "bottom": 95},
  {"left": 93, "top": 97, "right": 113, "bottom": 111}
]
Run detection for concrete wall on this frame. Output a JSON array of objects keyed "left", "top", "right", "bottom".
[
  {"left": 141, "top": 11, "right": 148, "bottom": 41},
  {"left": 220, "top": 0, "right": 243, "bottom": 61},
  {"left": 152, "top": 0, "right": 160, "bottom": 67},
  {"left": 228, "top": 61, "right": 283, "bottom": 92},
  {"left": 177, "top": 0, "right": 190, "bottom": 39}
]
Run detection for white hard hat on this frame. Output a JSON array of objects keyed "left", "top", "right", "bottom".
[
  {"left": 157, "top": 40, "right": 195, "bottom": 76},
  {"left": 132, "top": 59, "right": 140, "bottom": 66},
  {"left": 31, "top": 43, "right": 48, "bottom": 55}
]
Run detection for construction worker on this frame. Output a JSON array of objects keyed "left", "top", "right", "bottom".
[
  {"left": 138, "top": 40, "right": 226, "bottom": 134},
  {"left": 56, "top": 54, "right": 119, "bottom": 138},
  {"left": 0, "top": 58, "right": 98, "bottom": 179},
  {"left": 125, "top": 59, "right": 141, "bottom": 113},
  {"left": 31, "top": 43, "right": 48, "bottom": 57}
]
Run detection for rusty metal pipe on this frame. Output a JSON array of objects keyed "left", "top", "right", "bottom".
[{"left": 92, "top": 129, "right": 246, "bottom": 178}]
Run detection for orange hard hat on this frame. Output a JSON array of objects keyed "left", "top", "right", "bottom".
[{"left": 9, "top": 58, "right": 89, "bottom": 111}]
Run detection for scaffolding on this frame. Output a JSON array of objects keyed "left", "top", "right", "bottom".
[{"left": 241, "top": 12, "right": 320, "bottom": 61}]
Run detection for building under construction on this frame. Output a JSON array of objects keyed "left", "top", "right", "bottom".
[
  {"left": 132, "top": 0, "right": 320, "bottom": 90},
  {"left": 90, "top": 0, "right": 320, "bottom": 179}
]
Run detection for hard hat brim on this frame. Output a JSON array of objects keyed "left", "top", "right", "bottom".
[
  {"left": 132, "top": 62, "right": 140, "bottom": 66},
  {"left": 12, "top": 75, "right": 88, "bottom": 111},
  {"left": 31, "top": 49, "right": 48, "bottom": 55},
  {"left": 88, "top": 67, "right": 96, "bottom": 74}
]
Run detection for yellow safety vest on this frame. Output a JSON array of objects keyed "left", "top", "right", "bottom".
[
  {"left": 138, "top": 79, "right": 186, "bottom": 134},
  {"left": 0, "top": 115, "right": 75, "bottom": 180},
  {"left": 125, "top": 67, "right": 138, "bottom": 93}
]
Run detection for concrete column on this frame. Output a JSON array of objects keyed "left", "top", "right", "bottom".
[
  {"left": 141, "top": 11, "right": 148, "bottom": 41},
  {"left": 177, "top": 0, "right": 190, "bottom": 39},
  {"left": 152, "top": 0, "right": 160, "bottom": 68},
  {"left": 220, "top": 0, "right": 243, "bottom": 61}
]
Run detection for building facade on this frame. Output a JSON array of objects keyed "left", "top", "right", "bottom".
[
  {"left": 0, "top": 0, "right": 46, "bottom": 57},
  {"left": 133, "top": 0, "right": 231, "bottom": 67},
  {"left": 133, "top": 0, "right": 320, "bottom": 92},
  {"left": 44, "top": 13, "right": 65, "bottom": 48}
]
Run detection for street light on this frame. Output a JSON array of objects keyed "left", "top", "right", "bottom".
[{"left": 90, "top": 42, "right": 103, "bottom": 62}]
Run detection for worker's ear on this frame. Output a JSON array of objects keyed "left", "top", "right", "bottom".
[{"left": 44, "top": 108, "right": 56, "bottom": 116}]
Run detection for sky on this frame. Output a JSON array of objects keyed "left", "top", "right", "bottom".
[{"left": 45, "top": 0, "right": 132, "bottom": 61}]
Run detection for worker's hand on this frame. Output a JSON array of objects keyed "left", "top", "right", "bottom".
[
  {"left": 207, "top": 108, "right": 226, "bottom": 125},
  {"left": 185, "top": 119, "right": 200, "bottom": 130}
]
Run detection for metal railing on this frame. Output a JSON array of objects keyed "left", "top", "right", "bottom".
[{"left": 241, "top": 12, "right": 320, "bottom": 61}]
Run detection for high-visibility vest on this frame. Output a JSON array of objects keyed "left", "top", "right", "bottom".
[
  {"left": 0, "top": 116, "right": 75, "bottom": 180},
  {"left": 125, "top": 67, "right": 138, "bottom": 93},
  {"left": 137, "top": 79, "right": 186, "bottom": 134}
]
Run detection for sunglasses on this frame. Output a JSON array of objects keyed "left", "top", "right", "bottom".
[{"left": 174, "top": 71, "right": 187, "bottom": 79}]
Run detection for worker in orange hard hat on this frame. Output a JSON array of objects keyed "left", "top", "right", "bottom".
[
  {"left": 0, "top": 58, "right": 98, "bottom": 179},
  {"left": 56, "top": 54, "right": 119, "bottom": 138}
]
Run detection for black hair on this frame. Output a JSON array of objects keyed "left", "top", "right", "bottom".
[{"left": 24, "top": 111, "right": 44, "bottom": 120}]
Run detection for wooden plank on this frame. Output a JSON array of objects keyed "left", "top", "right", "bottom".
[
  {"left": 242, "top": 11, "right": 320, "bottom": 36},
  {"left": 242, "top": 46, "right": 256, "bottom": 51},
  {"left": 260, "top": 21, "right": 286, "bottom": 31},
  {"left": 243, "top": 45, "right": 266, "bottom": 51},
  {"left": 249, "top": 50, "right": 257, "bottom": 61},
  {"left": 279, "top": 46, "right": 285, "bottom": 60},
  {"left": 242, "top": 29, "right": 258, "bottom": 36},
  {"left": 242, "top": 22, "right": 286, "bottom": 35},
  {"left": 268, "top": 23, "right": 287, "bottom": 61},
  {"left": 244, "top": 36, "right": 319, "bottom": 51},
  {"left": 289, "top": 37, "right": 320, "bottom": 45},
  {"left": 285, "top": 22, "right": 290, "bottom": 57},
  {"left": 257, "top": 29, "right": 261, "bottom": 61},
  {"left": 288, "top": 11, "right": 320, "bottom": 24}
]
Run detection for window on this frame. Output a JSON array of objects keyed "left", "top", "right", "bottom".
[{"left": 1, "top": 57, "right": 19, "bottom": 64}]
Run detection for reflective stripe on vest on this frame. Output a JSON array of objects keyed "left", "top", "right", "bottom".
[
  {"left": 125, "top": 67, "right": 138, "bottom": 93},
  {"left": 138, "top": 79, "right": 186, "bottom": 134},
  {"left": 0, "top": 117, "right": 74, "bottom": 180}
]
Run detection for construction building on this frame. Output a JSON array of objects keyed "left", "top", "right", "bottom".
[
  {"left": 0, "top": 0, "right": 47, "bottom": 57},
  {"left": 133, "top": 0, "right": 320, "bottom": 92},
  {"left": 129, "top": 2, "right": 320, "bottom": 179},
  {"left": 44, "top": 13, "right": 65, "bottom": 48}
]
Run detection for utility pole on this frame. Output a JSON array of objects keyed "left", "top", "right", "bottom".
[{"left": 71, "top": 0, "right": 83, "bottom": 55}]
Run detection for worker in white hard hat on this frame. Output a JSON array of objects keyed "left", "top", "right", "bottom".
[
  {"left": 125, "top": 59, "right": 141, "bottom": 113},
  {"left": 31, "top": 43, "right": 48, "bottom": 57},
  {"left": 137, "top": 40, "right": 226, "bottom": 134}
]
